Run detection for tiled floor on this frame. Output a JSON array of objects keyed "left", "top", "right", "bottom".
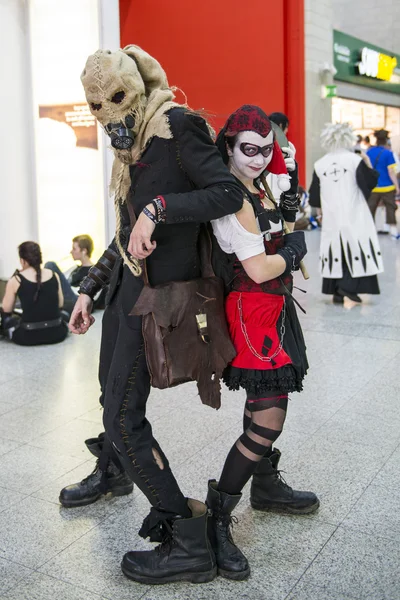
[{"left": 1, "top": 231, "right": 400, "bottom": 600}]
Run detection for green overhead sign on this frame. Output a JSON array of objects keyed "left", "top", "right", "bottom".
[{"left": 333, "top": 30, "right": 400, "bottom": 95}]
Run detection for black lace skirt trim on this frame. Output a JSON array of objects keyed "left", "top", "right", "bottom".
[{"left": 223, "top": 365, "right": 304, "bottom": 395}]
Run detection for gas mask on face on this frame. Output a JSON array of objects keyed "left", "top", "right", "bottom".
[{"left": 105, "top": 114, "right": 136, "bottom": 150}]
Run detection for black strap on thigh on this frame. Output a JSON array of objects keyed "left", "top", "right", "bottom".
[
  {"left": 249, "top": 421, "right": 282, "bottom": 442},
  {"left": 247, "top": 395, "right": 289, "bottom": 412},
  {"left": 239, "top": 432, "right": 269, "bottom": 456}
]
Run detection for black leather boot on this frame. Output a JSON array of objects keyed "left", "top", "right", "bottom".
[
  {"left": 121, "top": 499, "right": 217, "bottom": 585},
  {"left": 59, "top": 435, "right": 133, "bottom": 508},
  {"left": 206, "top": 480, "right": 250, "bottom": 581},
  {"left": 250, "top": 449, "right": 319, "bottom": 514}
]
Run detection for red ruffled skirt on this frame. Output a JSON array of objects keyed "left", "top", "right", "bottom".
[{"left": 223, "top": 291, "right": 308, "bottom": 395}]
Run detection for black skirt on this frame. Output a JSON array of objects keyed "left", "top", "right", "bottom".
[
  {"left": 322, "top": 253, "right": 380, "bottom": 296},
  {"left": 223, "top": 297, "right": 308, "bottom": 395}
]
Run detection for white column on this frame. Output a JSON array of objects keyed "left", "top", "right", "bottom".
[
  {"left": 0, "top": 0, "right": 37, "bottom": 279},
  {"left": 98, "top": 0, "right": 121, "bottom": 245},
  {"left": 305, "top": 0, "right": 334, "bottom": 186}
]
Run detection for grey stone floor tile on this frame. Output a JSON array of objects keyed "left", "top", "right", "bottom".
[
  {"left": 29, "top": 418, "right": 105, "bottom": 459},
  {"left": 0, "top": 437, "right": 21, "bottom": 457},
  {"left": 0, "top": 402, "right": 15, "bottom": 416},
  {"left": 78, "top": 405, "right": 104, "bottom": 425},
  {"left": 308, "top": 406, "right": 400, "bottom": 454},
  {"left": 286, "top": 580, "right": 361, "bottom": 600},
  {"left": 280, "top": 437, "right": 387, "bottom": 524},
  {"left": 348, "top": 380, "right": 400, "bottom": 413},
  {"left": 0, "top": 403, "right": 76, "bottom": 443},
  {"left": 297, "top": 526, "right": 400, "bottom": 600},
  {"left": 369, "top": 355, "right": 400, "bottom": 387},
  {"left": 0, "top": 444, "right": 86, "bottom": 494},
  {"left": 342, "top": 482, "right": 400, "bottom": 542},
  {"left": 0, "top": 374, "right": 59, "bottom": 408},
  {"left": 299, "top": 316, "right": 365, "bottom": 337},
  {"left": 357, "top": 323, "right": 400, "bottom": 341},
  {"left": 0, "top": 496, "right": 101, "bottom": 569},
  {"left": 0, "top": 487, "right": 28, "bottom": 514},
  {"left": 1, "top": 571, "right": 108, "bottom": 600},
  {"left": 0, "top": 557, "right": 33, "bottom": 595},
  {"left": 39, "top": 506, "right": 154, "bottom": 600},
  {"left": 373, "top": 445, "right": 400, "bottom": 490}
]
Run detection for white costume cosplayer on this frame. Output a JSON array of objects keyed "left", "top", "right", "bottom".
[{"left": 309, "top": 123, "right": 383, "bottom": 302}]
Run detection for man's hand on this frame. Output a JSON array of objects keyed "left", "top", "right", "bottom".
[
  {"left": 69, "top": 294, "right": 95, "bottom": 335},
  {"left": 128, "top": 204, "right": 157, "bottom": 259}
]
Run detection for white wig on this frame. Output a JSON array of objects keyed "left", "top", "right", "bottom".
[{"left": 320, "top": 123, "right": 357, "bottom": 152}]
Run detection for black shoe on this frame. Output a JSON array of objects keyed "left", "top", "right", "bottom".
[
  {"left": 337, "top": 288, "right": 362, "bottom": 303},
  {"left": 206, "top": 480, "right": 250, "bottom": 581},
  {"left": 59, "top": 435, "right": 133, "bottom": 508},
  {"left": 59, "top": 463, "right": 133, "bottom": 507},
  {"left": 333, "top": 294, "right": 344, "bottom": 304},
  {"left": 121, "top": 500, "right": 217, "bottom": 585},
  {"left": 250, "top": 449, "right": 319, "bottom": 515}
]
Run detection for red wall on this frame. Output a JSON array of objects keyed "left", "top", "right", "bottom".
[{"left": 119, "top": 0, "right": 305, "bottom": 183}]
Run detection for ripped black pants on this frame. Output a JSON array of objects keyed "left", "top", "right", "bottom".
[{"left": 98, "top": 266, "right": 188, "bottom": 516}]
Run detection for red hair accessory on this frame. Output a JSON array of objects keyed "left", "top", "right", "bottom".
[{"left": 225, "top": 105, "right": 272, "bottom": 137}]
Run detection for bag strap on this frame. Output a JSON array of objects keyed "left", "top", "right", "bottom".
[{"left": 373, "top": 148, "right": 385, "bottom": 169}]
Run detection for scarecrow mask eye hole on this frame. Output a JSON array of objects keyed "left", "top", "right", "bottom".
[
  {"left": 91, "top": 102, "right": 102, "bottom": 111},
  {"left": 111, "top": 91, "right": 126, "bottom": 104}
]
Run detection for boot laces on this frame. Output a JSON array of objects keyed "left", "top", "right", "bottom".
[
  {"left": 274, "top": 469, "right": 291, "bottom": 492},
  {"left": 155, "top": 521, "right": 175, "bottom": 556},
  {"left": 80, "top": 462, "right": 101, "bottom": 485},
  {"left": 219, "top": 514, "right": 238, "bottom": 544}
]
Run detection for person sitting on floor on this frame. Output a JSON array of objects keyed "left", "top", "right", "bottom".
[
  {"left": 0, "top": 241, "right": 68, "bottom": 345},
  {"left": 45, "top": 234, "right": 104, "bottom": 315}
]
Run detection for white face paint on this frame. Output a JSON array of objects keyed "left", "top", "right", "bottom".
[{"left": 228, "top": 130, "right": 274, "bottom": 182}]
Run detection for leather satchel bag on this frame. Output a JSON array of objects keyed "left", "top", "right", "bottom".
[{"left": 130, "top": 221, "right": 236, "bottom": 410}]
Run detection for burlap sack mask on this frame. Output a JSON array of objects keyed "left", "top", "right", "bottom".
[{"left": 81, "top": 45, "right": 176, "bottom": 165}]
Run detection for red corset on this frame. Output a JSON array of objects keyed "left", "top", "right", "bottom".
[{"left": 231, "top": 231, "right": 293, "bottom": 295}]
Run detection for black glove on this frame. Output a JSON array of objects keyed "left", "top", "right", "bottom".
[
  {"left": 280, "top": 161, "right": 300, "bottom": 223},
  {"left": 280, "top": 193, "right": 301, "bottom": 223},
  {"left": 277, "top": 231, "right": 307, "bottom": 272}
]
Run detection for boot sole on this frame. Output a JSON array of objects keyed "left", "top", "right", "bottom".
[
  {"left": 59, "top": 484, "right": 133, "bottom": 508},
  {"left": 121, "top": 564, "right": 217, "bottom": 585},
  {"left": 218, "top": 566, "right": 251, "bottom": 581},
  {"left": 251, "top": 499, "right": 320, "bottom": 515}
]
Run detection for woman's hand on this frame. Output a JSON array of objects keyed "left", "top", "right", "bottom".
[{"left": 69, "top": 294, "right": 94, "bottom": 334}]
